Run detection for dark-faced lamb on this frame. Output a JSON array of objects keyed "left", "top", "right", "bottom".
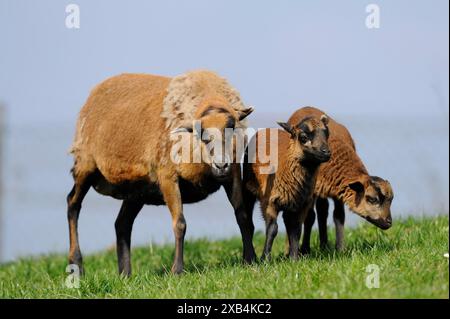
[
  {"left": 288, "top": 106, "right": 394, "bottom": 253},
  {"left": 243, "top": 113, "right": 331, "bottom": 260}
]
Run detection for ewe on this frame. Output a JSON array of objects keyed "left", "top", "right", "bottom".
[{"left": 68, "top": 70, "right": 255, "bottom": 275}]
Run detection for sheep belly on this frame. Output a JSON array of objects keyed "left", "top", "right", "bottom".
[{"left": 92, "top": 172, "right": 222, "bottom": 205}]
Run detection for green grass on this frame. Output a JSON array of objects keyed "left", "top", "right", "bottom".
[{"left": 0, "top": 215, "right": 448, "bottom": 298}]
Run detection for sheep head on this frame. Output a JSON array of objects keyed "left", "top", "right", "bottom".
[
  {"left": 171, "top": 100, "right": 253, "bottom": 180},
  {"left": 277, "top": 114, "right": 331, "bottom": 165},
  {"left": 347, "top": 175, "right": 394, "bottom": 230}
]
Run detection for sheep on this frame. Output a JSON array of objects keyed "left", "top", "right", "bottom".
[
  {"left": 67, "top": 70, "right": 255, "bottom": 276},
  {"left": 243, "top": 113, "right": 331, "bottom": 260},
  {"left": 287, "top": 106, "right": 394, "bottom": 253}
]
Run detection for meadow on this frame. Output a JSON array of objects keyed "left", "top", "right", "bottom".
[{"left": 0, "top": 215, "right": 448, "bottom": 299}]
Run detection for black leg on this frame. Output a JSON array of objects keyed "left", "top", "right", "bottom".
[
  {"left": 283, "top": 211, "right": 302, "bottom": 260},
  {"left": 234, "top": 203, "right": 257, "bottom": 263},
  {"left": 333, "top": 198, "right": 345, "bottom": 252},
  {"left": 224, "top": 164, "right": 257, "bottom": 264},
  {"left": 67, "top": 173, "right": 91, "bottom": 275},
  {"left": 115, "top": 200, "right": 144, "bottom": 276},
  {"left": 316, "top": 197, "right": 329, "bottom": 250},
  {"left": 300, "top": 207, "right": 316, "bottom": 254}
]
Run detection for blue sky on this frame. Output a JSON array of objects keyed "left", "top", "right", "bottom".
[{"left": 0, "top": 0, "right": 448, "bottom": 125}]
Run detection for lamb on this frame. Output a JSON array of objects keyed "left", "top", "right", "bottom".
[
  {"left": 243, "top": 113, "right": 331, "bottom": 260},
  {"left": 287, "top": 106, "right": 394, "bottom": 253},
  {"left": 68, "top": 70, "right": 255, "bottom": 276}
]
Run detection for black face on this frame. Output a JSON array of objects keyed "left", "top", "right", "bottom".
[
  {"left": 298, "top": 121, "right": 331, "bottom": 164},
  {"left": 277, "top": 115, "right": 331, "bottom": 165}
]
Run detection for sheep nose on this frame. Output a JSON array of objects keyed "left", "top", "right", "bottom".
[
  {"left": 320, "top": 146, "right": 330, "bottom": 155},
  {"left": 213, "top": 162, "right": 229, "bottom": 170},
  {"left": 386, "top": 215, "right": 392, "bottom": 225}
]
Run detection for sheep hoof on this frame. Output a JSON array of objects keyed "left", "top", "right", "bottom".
[
  {"left": 300, "top": 246, "right": 311, "bottom": 255},
  {"left": 77, "top": 265, "right": 85, "bottom": 277},
  {"left": 171, "top": 264, "right": 184, "bottom": 275},
  {"left": 119, "top": 272, "right": 131, "bottom": 278},
  {"left": 244, "top": 252, "right": 257, "bottom": 264}
]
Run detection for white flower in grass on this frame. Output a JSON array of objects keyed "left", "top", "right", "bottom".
[{"left": 444, "top": 253, "right": 449, "bottom": 258}]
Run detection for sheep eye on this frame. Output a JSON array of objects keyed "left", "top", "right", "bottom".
[
  {"left": 300, "top": 134, "right": 308, "bottom": 144},
  {"left": 366, "top": 196, "right": 378, "bottom": 205}
]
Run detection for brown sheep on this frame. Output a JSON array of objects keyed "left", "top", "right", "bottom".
[
  {"left": 68, "top": 70, "right": 255, "bottom": 276},
  {"left": 243, "top": 114, "right": 331, "bottom": 260},
  {"left": 287, "top": 106, "right": 394, "bottom": 253}
]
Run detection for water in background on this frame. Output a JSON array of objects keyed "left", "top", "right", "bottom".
[{"left": 1, "top": 112, "right": 448, "bottom": 262}]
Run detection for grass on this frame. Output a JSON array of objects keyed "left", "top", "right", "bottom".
[{"left": 0, "top": 215, "right": 448, "bottom": 298}]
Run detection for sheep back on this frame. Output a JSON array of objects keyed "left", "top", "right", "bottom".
[{"left": 70, "top": 70, "right": 247, "bottom": 184}]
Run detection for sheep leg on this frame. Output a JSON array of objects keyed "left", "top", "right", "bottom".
[
  {"left": 261, "top": 204, "right": 279, "bottom": 261},
  {"left": 316, "top": 197, "right": 330, "bottom": 250},
  {"left": 160, "top": 177, "right": 186, "bottom": 275},
  {"left": 283, "top": 211, "right": 302, "bottom": 260},
  {"left": 67, "top": 173, "right": 92, "bottom": 275},
  {"left": 115, "top": 200, "right": 144, "bottom": 277},
  {"left": 333, "top": 198, "right": 345, "bottom": 251},
  {"left": 300, "top": 207, "right": 316, "bottom": 254},
  {"left": 224, "top": 164, "right": 257, "bottom": 264}
]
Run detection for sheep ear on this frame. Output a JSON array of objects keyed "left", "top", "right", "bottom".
[
  {"left": 320, "top": 114, "right": 329, "bottom": 126},
  {"left": 171, "top": 126, "right": 193, "bottom": 134},
  {"left": 349, "top": 181, "right": 365, "bottom": 194},
  {"left": 349, "top": 180, "right": 365, "bottom": 205},
  {"left": 277, "top": 121, "right": 295, "bottom": 136},
  {"left": 236, "top": 107, "right": 254, "bottom": 121},
  {"left": 171, "top": 121, "right": 202, "bottom": 137}
]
